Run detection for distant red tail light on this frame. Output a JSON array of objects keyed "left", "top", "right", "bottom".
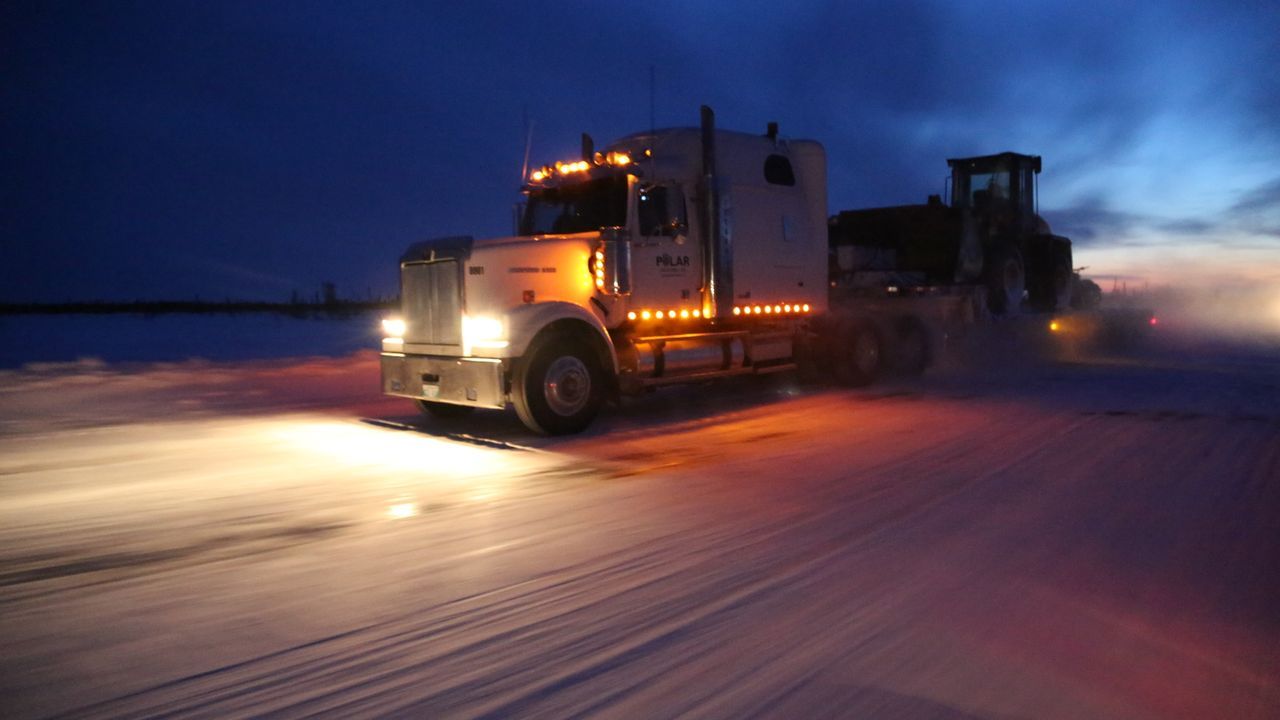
[{"left": 1149, "top": 316, "right": 1159, "bottom": 326}]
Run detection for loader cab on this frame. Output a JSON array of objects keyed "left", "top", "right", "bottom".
[{"left": 949, "top": 152, "right": 1042, "bottom": 234}]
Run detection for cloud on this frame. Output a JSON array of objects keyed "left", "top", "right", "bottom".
[
  {"left": 1156, "top": 219, "right": 1215, "bottom": 235},
  {"left": 1043, "top": 200, "right": 1146, "bottom": 245},
  {"left": 1230, "top": 177, "right": 1280, "bottom": 215}
]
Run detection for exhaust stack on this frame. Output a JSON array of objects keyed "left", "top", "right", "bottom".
[{"left": 700, "top": 105, "right": 732, "bottom": 320}]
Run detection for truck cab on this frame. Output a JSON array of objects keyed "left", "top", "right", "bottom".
[{"left": 381, "top": 108, "right": 829, "bottom": 434}]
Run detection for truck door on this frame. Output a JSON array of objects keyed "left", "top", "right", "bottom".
[{"left": 627, "top": 183, "right": 702, "bottom": 314}]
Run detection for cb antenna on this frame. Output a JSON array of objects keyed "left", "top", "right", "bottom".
[
  {"left": 520, "top": 104, "right": 535, "bottom": 184},
  {"left": 649, "top": 65, "right": 656, "bottom": 135}
]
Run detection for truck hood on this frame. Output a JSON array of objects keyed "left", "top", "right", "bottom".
[{"left": 400, "top": 232, "right": 600, "bottom": 264}]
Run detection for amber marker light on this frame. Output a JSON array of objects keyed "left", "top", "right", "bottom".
[
  {"left": 802, "top": 304, "right": 810, "bottom": 312},
  {"left": 627, "top": 311, "right": 637, "bottom": 320},
  {"left": 733, "top": 307, "right": 741, "bottom": 315},
  {"left": 693, "top": 309, "right": 701, "bottom": 317},
  {"left": 1049, "top": 320, "right": 1061, "bottom": 332},
  {"left": 680, "top": 309, "right": 690, "bottom": 318},
  {"left": 641, "top": 310, "right": 652, "bottom": 320}
]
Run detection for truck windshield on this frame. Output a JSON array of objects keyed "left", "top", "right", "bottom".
[{"left": 520, "top": 175, "right": 628, "bottom": 235}]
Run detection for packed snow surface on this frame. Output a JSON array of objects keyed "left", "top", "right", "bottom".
[{"left": 1, "top": 334, "right": 1277, "bottom": 718}]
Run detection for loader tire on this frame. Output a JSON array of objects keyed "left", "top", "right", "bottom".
[{"left": 986, "top": 247, "right": 1025, "bottom": 316}]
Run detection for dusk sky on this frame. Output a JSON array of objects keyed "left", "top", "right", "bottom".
[{"left": 4, "top": 1, "right": 1278, "bottom": 303}]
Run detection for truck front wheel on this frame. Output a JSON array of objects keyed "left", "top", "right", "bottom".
[{"left": 512, "top": 334, "right": 604, "bottom": 435}]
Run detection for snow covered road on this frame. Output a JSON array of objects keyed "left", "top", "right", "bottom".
[{"left": 1, "top": 343, "right": 1278, "bottom": 718}]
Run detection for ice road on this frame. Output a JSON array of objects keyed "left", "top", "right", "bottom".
[{"left": 1, "top": 342, "right": 1278, "bottom": 719}]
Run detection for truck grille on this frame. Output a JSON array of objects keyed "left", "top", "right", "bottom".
[{"left": 401, "top": 260, "right": 462, "bottom": 345}]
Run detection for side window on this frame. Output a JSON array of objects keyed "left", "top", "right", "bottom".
[
  {"left": 764, "top": 154, "right": 795, "bottom": 186},
  {"left": 637, "top": 184, "right": 687, "bottom": 237}
]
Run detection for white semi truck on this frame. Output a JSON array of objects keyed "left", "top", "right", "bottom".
[{"left": 379, "top": 107, "right": 1069, "bottom": 434}]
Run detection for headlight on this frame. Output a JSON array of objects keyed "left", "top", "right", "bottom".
[
  {"left": 463, "top": 315, "right": 508, "bottom": 351},
  {"left": 382, "top": 317, "right": 406, "bottom": 338}
]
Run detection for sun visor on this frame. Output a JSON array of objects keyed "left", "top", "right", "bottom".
[{"left": 399, "top": 235, "right": 474, "bottom": 264}]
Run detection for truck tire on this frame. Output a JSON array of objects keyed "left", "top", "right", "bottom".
[
  {"left": 833, "top": 321, "right": 884, "bottom": 387},
  {"left": 895, "top": 318, "right": 929, "bottom": 376},
  {"left": 986, "top": 247, "right": 1025, "bottom": 316},
  {"left": 415, "top": 400, "right": 475, "bottom": 419},
  {"left": 512, "top": 334, "right": 604, "bottom": 435}
]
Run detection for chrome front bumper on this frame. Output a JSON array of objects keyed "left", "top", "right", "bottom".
[{"left": 380, "top": 353, "right": 507, "bottom": 409}]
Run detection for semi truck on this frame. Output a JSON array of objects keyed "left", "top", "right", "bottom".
[{"left": 379, "top": 106, "right": 1077, "bottom": 435}]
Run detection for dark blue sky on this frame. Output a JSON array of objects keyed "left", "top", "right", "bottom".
[{"left": 4, "top": 1, "right": 1278, "bottom": 302}]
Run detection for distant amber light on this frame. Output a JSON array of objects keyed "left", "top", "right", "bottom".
[
  {"left": 627, "top": 311, "right": 637, "bottom": 320},
  {"left": 641, "top": 310, "right": 652, "bottom": 320}
]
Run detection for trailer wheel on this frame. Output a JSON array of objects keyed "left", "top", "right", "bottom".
[
  {"left": 833, "top": 321, "right": 884, "bottom": 387},
  {"left": 512, "top": 334, "right": 604, "bottom": 435},
  {"left": 415, "top": 400, "right": 475, "bottom": 419},
  {"left": 986, "top": 247, "right": 1025, "bottom": 316}
]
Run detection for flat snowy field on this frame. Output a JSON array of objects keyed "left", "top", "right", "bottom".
[{"left": 1, "top": 327, "right": 1277, "bottom": 718}]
